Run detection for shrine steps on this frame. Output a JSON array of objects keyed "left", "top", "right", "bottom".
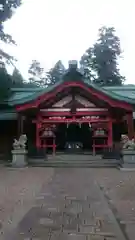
[{"left": 28, "top": 154, "right": 119, "bottom": 168}]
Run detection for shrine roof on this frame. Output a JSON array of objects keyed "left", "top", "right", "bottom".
[
  {"left": 103, "top": 85, "right": 135, "bottom": 103},
  {"left": 8, "top": 81, "right": 64, "bottom": 106},
  {"left": 0, "top": 110, "right": 17, "bottom": 120},
  {"left": 7, "top": 83, "right": 135, "bottom": 106}
]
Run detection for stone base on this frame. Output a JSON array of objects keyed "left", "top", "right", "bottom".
[
  {"left": 119, "top": 167, "right": 135, "bottom": 171},
  {"left": 28, "top": 157, "right": 48, "bottom": 165},
  {"left": 120, "top": 150, "right": 135, "bottom": 170},
  {"left": 11, "top": 149, "right": 28, "bottom": 167}
]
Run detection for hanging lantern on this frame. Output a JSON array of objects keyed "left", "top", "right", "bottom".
[
  {"left": 89, "top": 123, "right": 91, "bottom": 128},
  {"left": 52, "top": 124, "right": 56, "bottom": 129}
]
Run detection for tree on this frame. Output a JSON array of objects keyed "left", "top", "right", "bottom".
[
  {"left": 0, "top": 0, "right": 21, "bottom": 23},
  {"left": 28, "top": 60, "right": 45, "bottom": 87},
  {"left": 80, "top": 26, "right": 125, "bottom": 86},
  {"left": 47, "top": 60, "right": 65, "bottom": 86},
  {"left": 12, "top": 68, "right": 24, "bottom": 87},
  {"left": 0, "top": 62, "right": 12, "bottom": 101},
  {"left": 0, "top": 1, "right": 21, "bottom": 101},
  {"left": 93, "top": 27, "right": 124, "bottom": 86},
  {"left": 0, "top": 0, "right": 21, "bottom": 64},
  {"left": 80, "top": 47, "right": 97, "bottom": 82}
]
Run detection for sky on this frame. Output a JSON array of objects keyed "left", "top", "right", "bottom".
[{"left": 2, "top": 0, "right": 135, "bottom": 83}]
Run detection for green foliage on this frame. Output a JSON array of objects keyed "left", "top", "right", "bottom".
[
  {"left": 28, "top": 60, "right": 65, "bottom": 87},
  {"left": 0, "top": 63, "right": 12, "bottom": 101},
  {"left": 12, "top": 68, "right": 24, "bottom": 87},
  {"left": 80, "top": 26, "right": 125, "bottom": 86},
  {"left": 28, "top": 60, "right": 46, "bottom": 87},
  {"left": 80, "top": 47, "right": 97, "bottom": 81},
  {"left": 0, "top": 0, "right": 22, "bottom": 23},
  {"left": 0, "top": 49, "right": 15, "bottom": 65},
  {"left": 0, "top": 0, "right": 21, "bottom": 64},
  {"left": 47, "top": 60, "right": 65, "bottom": 86}
]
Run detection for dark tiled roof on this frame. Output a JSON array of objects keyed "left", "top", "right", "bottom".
[
  {"left": 5, "top": 68, "right": 135, "bottom": 106},
  {"left": 8, "top": 83, "right": 135, "bottom": 106}
]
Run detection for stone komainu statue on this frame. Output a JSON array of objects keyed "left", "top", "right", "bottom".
[
  {"left": 121, "top": 134, "right": 135, "bottom": 150},
  {"left": 13, "top": 134, "right": 27, "bottom": 150}
]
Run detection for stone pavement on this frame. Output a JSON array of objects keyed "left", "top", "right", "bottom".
[
  {"left": 0, "top": 167, "right": 54, "bottom": 240},
  {"left": 94, "top": 169, "right": 135, "bottom": 240},
  {"left": 7, "top": 168, "right": 128, "bottom": 240}
]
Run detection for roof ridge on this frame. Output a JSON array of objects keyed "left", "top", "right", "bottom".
[
  {"left": 84, "top": 80, "right": 135, "bottom": 103},
  {"left": 11, "top": 88, "right": 42, "bottom": 92},
  {"left": 8, "top": 80, "right": 135, "bottom": 106}
]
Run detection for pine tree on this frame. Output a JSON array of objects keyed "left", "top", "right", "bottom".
[
  {"left": 47, "top": 60, "right": 65, "bottom": 86},
  {"left": 28, "top": 60, "right": 45, "bottom": 87},
  {"left": 80, "top": 47, "right": 97, "bottom": 82},
  {"left": 0, "top": 62, "right": 12, "bottom": 101},
  {"left": 80, "top": 26, "right": 125, "bottom": 86},
  {"left": 0, "top": 1, "right": 21, "bottom": 64},
  {"left": 12, "top": 68, "right": 24, "bottom": 87}
]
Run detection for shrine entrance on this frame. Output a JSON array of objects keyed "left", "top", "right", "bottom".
[
  {"left": 35, "top": 116, "right": 111, "bottom": 155},
  {"left": 66, "top": 123, "right": 82, "bottom": 142},
  {"left": 55, "top": 122, "right": 93, "bottom": 152}
]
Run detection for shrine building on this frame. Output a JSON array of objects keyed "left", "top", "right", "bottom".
[{"left": 0, "top": 61, "right": 135, "bottom": 159}]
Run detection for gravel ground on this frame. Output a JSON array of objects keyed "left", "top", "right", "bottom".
[
  {"left": 6, "top": 168, "right": 125, "bottom": 240},
  {"left": 0, "top": 167, "right": 54, "bottom": 239},
  {"left": 92, "top": 168, "right": 135, "bottom": 240},
  {"left": 0, "top": 167, "right": 135, "bottom": 240}
]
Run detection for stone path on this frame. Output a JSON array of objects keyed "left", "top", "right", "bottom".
[
  {"left": 8, "top": 168, "right": 127, "bottom": 240},
  {"left": 95, "top": 169, "right": 135, "bottom": 240},
  {"left": 0, "top": 167, "right": 53, "bottom": 240}
]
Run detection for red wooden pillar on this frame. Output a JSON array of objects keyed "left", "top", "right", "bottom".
[
  {"left": 36, "top": 122, "right": 40, "bottom": 148},
  {"left": 18, "top": 114, "right": 24, "bottom": 137},
  {"left": 126, "top": 112, "right": 134, "bottom": 140},
  {"left": 36, "top": 112, "right": 42, "bottom": 148},
  {"left": 108, "top": 120, "right": 113, "bottom": 148},
  {"left": 53, "top": 138, "right": 56, "bottom": 156}
]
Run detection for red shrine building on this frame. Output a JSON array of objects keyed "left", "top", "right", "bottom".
[{"left": 0, "top": 61, "right": 135, "bottom": 158}]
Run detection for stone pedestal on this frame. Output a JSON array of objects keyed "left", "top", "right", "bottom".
[
  {"left": 11, "top": 149, "right": 28, "bottom": 167},
  {"left": 120, "top": 150, "right": 135, "bottom": 171}
]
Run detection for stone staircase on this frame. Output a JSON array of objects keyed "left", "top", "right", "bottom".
[{"left": 28, "top": 154, "right": 119, "bottom": 168}]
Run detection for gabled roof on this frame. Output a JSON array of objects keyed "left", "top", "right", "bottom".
[
  {"left": 0, "top": 110, "right": 17, "bottom": 120},
  {"left": 8, "top": 87, "right": 42, "bottom": 105},
  {"left": 1, "top": 63, "right": 135, "bottom": 119},
  {"left": 103, "top": 85, "right": 135, "bottom": 102},
  {"left": 7, "top": 82, "right": 135, "bottom": 107},
  {"left": 4, "top": 63, "right": 135, "bottom": 107},
  {"left": 8, "top": 81, "right": 64, "bottom": 106}
]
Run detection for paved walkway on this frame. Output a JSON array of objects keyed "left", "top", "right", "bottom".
[
  {"left": 0, "top": 167, "right": 53, "bottom": 240},
  {"left": 6, "top": 168, "right": 130, "bottom": 240}
]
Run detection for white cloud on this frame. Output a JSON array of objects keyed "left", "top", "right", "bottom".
[{"left": 3, "top": 0, "right": 135, "bottom": 83}]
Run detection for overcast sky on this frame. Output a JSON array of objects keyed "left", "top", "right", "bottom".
[{"left": 2, "top": 0, "right": 135, "bottom": 83}]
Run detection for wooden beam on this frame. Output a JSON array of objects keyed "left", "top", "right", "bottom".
[
  {"left": 17, "top": 114, "right": 24, "bottom": 137},
  {"left": 126, "top": 112, "right": 134, "bottom": 140},
  {"left": 32, "top": 118, "right": 121, "bottom": 124},
  {"left": 16, "top": 81, "right": 133, "bottom": 111},
  {"left": 40, "top": 110, "right": 108, "bottom": 116},
  {"left": 33, "top": 118, "right": 110, "bottom": 124}
]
